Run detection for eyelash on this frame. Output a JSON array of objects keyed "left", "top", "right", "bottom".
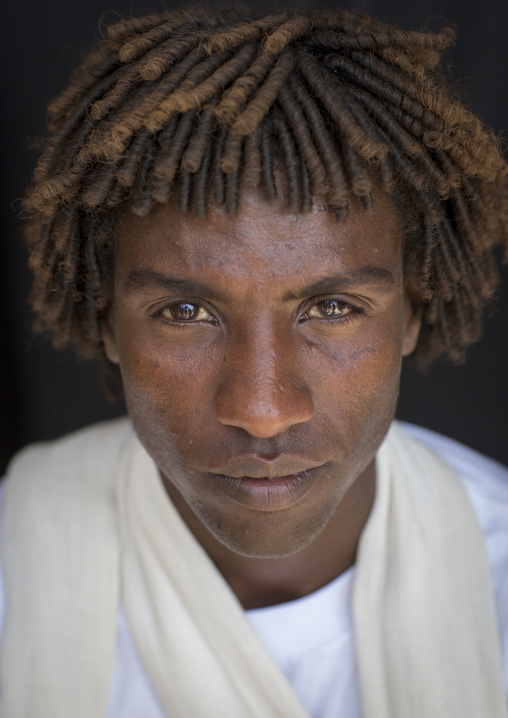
[
  {"left": 152, "top": 300, "right": 217, "bottom": 328},
  {"left": 300, "top": 297, "right": 364, "bottom": 324},
  {"left": 152, "top": 298, "right": 364, "bottom": 327}
]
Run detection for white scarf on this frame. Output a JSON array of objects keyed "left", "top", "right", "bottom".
[{"left": 1, "top": 418, "right": 506, "bottom": 718}]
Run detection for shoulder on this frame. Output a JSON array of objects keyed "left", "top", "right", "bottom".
[
  {"left": 399, "top": 422, "right": 508, "bottom": 679},
  {"left": 399, "top": 421, "right": 508, "bottom": 549},
  {"left": 6, "top": 416, "right": 133, "bottom": 481},
  {"left": 2, "top": 416, "right": 134, "bottom": 580},
  {"left": 400, "top": 421, "right": 508, "bottom": 504},
  {"left": 0, "top": 417, "right": 134, "bottom": 667}
]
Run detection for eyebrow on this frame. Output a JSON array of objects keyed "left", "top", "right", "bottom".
[
  {"left": 283, "top": 267, "right": 396, "bottom": 300},
  {"left": 123, "top": 266, "right": 396, "bottom": 300},
  {"left": 124, "top": 270, "right": 224, "bottom": 300}
]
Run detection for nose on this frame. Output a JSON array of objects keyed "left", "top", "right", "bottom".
[{"left": 214, "top": 328, "right": 314, "bottom": 439}]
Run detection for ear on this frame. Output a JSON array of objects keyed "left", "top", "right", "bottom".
[
  {"left": 100, "top": 308, "right": 120, "bottom": 365},
  {"left": 402, "top": 278, "right": 423, "bottom": 357}
]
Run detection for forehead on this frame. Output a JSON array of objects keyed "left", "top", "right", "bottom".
[{"left": 113, "top": 190, "right": 403, "bottom": 287}]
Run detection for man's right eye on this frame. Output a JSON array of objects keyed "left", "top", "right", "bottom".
[{"left": 159, "top": 302, "right": 213, "bottom": 323}]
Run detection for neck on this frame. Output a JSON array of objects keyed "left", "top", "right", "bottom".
[{"left": 163, "top": 459, "right": 376, "bottom": 609}]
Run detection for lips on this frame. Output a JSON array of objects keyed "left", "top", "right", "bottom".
[
  {"left": 207, "top": 455, "right": 325, "bottom": 479},
  {"left": 205, "top": 458, "right": 328, "bottom": 511}
]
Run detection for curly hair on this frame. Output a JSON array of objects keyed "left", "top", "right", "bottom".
[{"left": 24, "top": 5, "right": 508, "bottom": 378}]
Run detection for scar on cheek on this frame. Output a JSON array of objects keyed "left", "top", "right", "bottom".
[{"left": 349, "top": 347, "right": 377, "bottom": 361}]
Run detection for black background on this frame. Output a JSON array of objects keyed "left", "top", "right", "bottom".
[{"left": 1, "top": 0, "right": 507, "bottom": 475}]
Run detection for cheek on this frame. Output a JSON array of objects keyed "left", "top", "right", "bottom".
[
  {"left": 118, "top": 332, "right": 220, "bottom": 461},
  {"left": 309, "top": 320, "right": 403, "bottom": 443},
  {"left": 311, "top": 318, "right": 403, "bottom": 397}
]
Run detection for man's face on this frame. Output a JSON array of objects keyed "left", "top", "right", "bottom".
[{"left": 103, "top": 189, "right": 421, "bottom": 558}]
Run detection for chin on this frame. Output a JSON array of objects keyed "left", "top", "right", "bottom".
[{"left": 202, "top": 509, "right": 331, "bottom": 559}]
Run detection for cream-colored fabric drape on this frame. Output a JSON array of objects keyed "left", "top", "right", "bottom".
[
  {"left": 1, "top": 419, "right": 506, "bottom": 718},
  {"left": 117, "top": 423, "right": 309, "bottom": 718},
  {"left": 354, "top": 423, "right": 507, "bottom": 718},
  {"left": 0, "top": 418, "right": 129, "bottom": 717}
]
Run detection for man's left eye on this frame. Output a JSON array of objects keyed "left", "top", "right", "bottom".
[{"left": 305, "top": 299, "right": 353, "bottom": 319}]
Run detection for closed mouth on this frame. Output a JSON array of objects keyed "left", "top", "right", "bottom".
[{"left": 206, "top": 464, "right": 327, "bottom": 511}]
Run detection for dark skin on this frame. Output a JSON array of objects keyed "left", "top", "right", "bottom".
[{"left": 102, "top": 188, "right": 422, "bottom": 609}]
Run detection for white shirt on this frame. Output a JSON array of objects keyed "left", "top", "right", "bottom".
[{"left": 1, "top": 423, "right": 507, "bottom": 717}]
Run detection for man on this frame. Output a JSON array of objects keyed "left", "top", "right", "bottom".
[{"left": 1, "top": 6, "right": 507, "bottom": 717}]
